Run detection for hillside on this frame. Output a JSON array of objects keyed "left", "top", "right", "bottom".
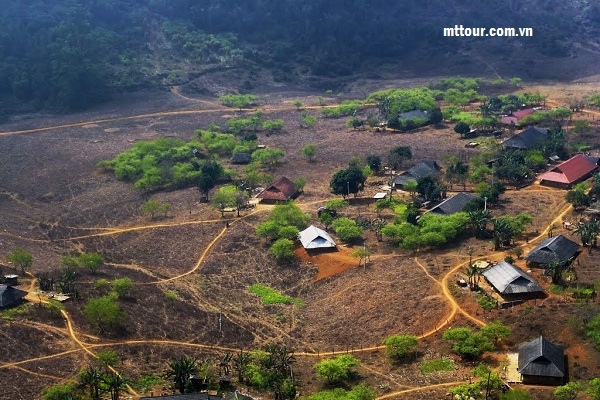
[{"left": 2, "top": 0, "right": 600, "bottom": 117}]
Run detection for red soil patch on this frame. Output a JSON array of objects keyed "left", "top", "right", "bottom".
[{"left": 295, "top": 245, "right": 358, "bottom": 281}]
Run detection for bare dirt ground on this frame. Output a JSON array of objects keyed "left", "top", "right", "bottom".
[{"left": 0, "top": 77, "right": 599, "bottom": 399}]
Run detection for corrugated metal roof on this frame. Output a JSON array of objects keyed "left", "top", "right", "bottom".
[
  {"left": 391, "top": 161, "right": 440, "bottom": 186},
  {"left": 0, "top": 285, "right": 27, "bottom": 308},
  {"left": 538, "top": 154, "right": 598, "bottom": 185},
  {"left": 525, "top": 234, "right": 580, "bottom": 264},
  {"left": 518, "top": 336, "right": 565, "bottom": 378},
  {"left": 428, "top": 192, "right": 478, "bottom": 215},
  {"left": 298, "top": 225, "right": 336, "bottom": 249},
  {"left": 481, "top": 261, "right": 543, "bottom": 295},
  {"left": 502, "top": 126, "right": 549, "bottom": 149}
]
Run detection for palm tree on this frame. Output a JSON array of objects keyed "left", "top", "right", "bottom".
[
  {"left": 546, "top": 259, "right": 568, "bottom": 285},
  {"left": 79, "top": 366, "right": 102, "bottom": 400},
  {"left": 219, "top": 352, "right": 233, "bottom": 377},
  {"left": 233, "top": 349, "right": 250, "bottom": 383},
  {"left": 468, "top": 209, "right": 491, "bottom": 238},
  {"left": 166, "top": 355, "right": 197, "bottom": 393},
  {"left": 102, "top": 372, "right": 128, "bottom": 400},
  {"left": 573, "top": 218, "right": 600, "bottom": 251}
]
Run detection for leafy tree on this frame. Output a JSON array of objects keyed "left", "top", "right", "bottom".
[
  {"left": 330, "top": 166, "right": 366, "bottom": 198},
  {"left": 302, "top": 144, "right": 317, "bottom": 161},
  {"left": 166, "top": 355, "right": 197, "bottom": 394},
  {"left": 79, "top": 252, "right": 104, "bottom": 274},
  {"left": 219, "top": 94, "right": 258, "bottom": 109},
  {"left": 332, "top": 217, "right": 363, "bottom": 242},
  {"left": 587, "top": 377, "right": 600, "bottom": 400},
  {"left": 566, "top": 188, "right": 591, "bottom": 209},
  {"left": 141, "top": 199, "right": 161, "bottom": 220},
  {"left": 270, "top": 238, "right": 295, "bottom": 260},
  {"left": 417, "top": 176, "right": 443, "bottom": 201},
  {"left": 83, "top": 294, "right": 124, "bottom": 333},
  {"left": 319, "top": 212, "right": 334, "bottom": 230},
  {"left": 454, "top": 121, "right": 471, "bottom": 137},
  {"left": 388, "top": 146, "right": 412, "bottom": 170},
  {"left": 7, "top": 247, "right": 33, "bottom": 274},
  {"left": 573, "top": 218, "right": 600, "bottom": 247},
  {"left": 365, "top": 155, "right": 382, "bottom": 174},
  {"left": 351, "top": 246, "right": 370, "bottom": 267},
  {"left": 252, "top": 148, "right": 285, "bottom": 168},
  {"left": 111, "top": 278, "right": 133, "bottom": 297},
  {"left": 553, "top": 382, "right": 582, "bottom": 400},
  {"left": 263, "top": 119, "right": 284, "bottom": 134},
  {"left": 587, "top": 314, "right": 600, "bottom": 349},
  {"left": 445, "top": 156, "right": 469, "bottom": 190},
  {"left": 480, "top": 321, "right": 511, "bottom": 342},
  {"left": 314, "top": 354, "right": 360, "bottom": 385},
  {"left": 442, "top": 327, "right": 495, "bottom": 359},
  {"left": 383, "top": 335, "right": 418, "bottom": 360},
  {"left": 294, "top": 177, "right": 307, "bottom": 193},
  {"left": 97, "top": 350, "right": 120, "bottom": 368},
  {"left": 41, "top": 381, "right": 80, "bottom": 400},
  {"left": 211, "top": 185, "right": 239, "bottom": 217}
]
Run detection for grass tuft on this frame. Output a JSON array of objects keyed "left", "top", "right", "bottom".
[{"left": 248, "top": 284, "right": 304, "bottom": 306}]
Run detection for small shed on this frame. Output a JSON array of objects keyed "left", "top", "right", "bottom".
[
  {"left": 518, "top": 336, "right": 565, "bottom": 385},
  {"left": 373, "top": 192, "right": 387, "bottom": 200},
  {"left": 299, "top": 225, "right": 336, "bottom": 250},
  {"left": 0, "top": 284, "right": 27, "bottom": 308},
  {"left": 4, "top": 274, "right": 18, "bottom": 286}
]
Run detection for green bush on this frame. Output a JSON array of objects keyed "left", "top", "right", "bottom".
[
  {"left": 248, "top": 284, "right": 303, "bottom": 306},
  {"left": 314, "top": 354, "right": 360, "bottom": 384},
  {"left": 419, "top": 358, "right": 454, "bottom": 374},
  {"left": 383, "top": 334, "right": 418, "bottom": 360},
  {"left": 332, "top": 217, "right": 363, "bottom": 242}
]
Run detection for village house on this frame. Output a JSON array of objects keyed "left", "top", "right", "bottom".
[
  {"left": 481, "top": 261, "right": 544, "bottom": 302},
  {"left": 524, "top": 234, "right": 580, "bottom": 267},
  {"left": 390, "top": 161, "right": 441, "bottom": 189},
  {"left": 501, "top": 126, "right": 550, "bottom": 150},
  {"left": 538, "top": 153, "right": 598, "bottom": 189},
  {"left": 255, "top": 176, "right": 297, "bottom": 203},
  {"left": 518, "top": 336, "right": 565, "bottom": 385}
]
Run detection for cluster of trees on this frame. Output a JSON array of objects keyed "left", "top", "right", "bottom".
[
  {"left": 443, "top": 321, "right": 511, "bottom": 359},
  {"left": 2, "top": 1, "right": 596, "bottom": 116},
  {"left": 42, "top": 350, "right": 126, "bottom": 400},
  {"left": 6, "top": 247, "right": 34, "bottom": 274},
  {"left": 448, "top": 363, "right": 508, "bottom": 400},
  {"left": 256, "top": 203, "right": 310, "bottom": 260}
]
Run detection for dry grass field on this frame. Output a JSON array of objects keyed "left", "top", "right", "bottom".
[{"left": 0, "top": 79, "right": 599, "bottom": 400}]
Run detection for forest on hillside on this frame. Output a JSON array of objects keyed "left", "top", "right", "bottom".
[{"left": 1, "top": 0, "right": 599, "bottom": 116}]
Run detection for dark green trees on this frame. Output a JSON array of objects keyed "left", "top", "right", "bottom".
[{"left": 330, "top": 166, "right": 367, "bottom": 198}]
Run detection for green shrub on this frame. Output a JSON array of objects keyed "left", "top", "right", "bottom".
[
  {"left": 419, "top": 357, "right": 455, "bottom": 374},
  {"left": 248, "top": 284, "right": 303, "bottom": 306}
]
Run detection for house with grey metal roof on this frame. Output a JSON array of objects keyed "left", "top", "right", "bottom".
[
  {"left": 0, "top": 284, "right": 27, "bottom": 308},
  {"left": 525, "top": 234, "right": 580, "bottom": 266},
  {"left": 502, "top": 126, "right": 550, "bottom": 150},
  {"left": 518, "top": 336, "right": 565, "bottom": 385},
  {"left": 428, "top": 192, "right": 478, "bottom": 215},
  {"left": 391, "top": 161, "right": 441, "bottom": 188},
  {"left": 298, "top": 225, "right": 336, "bottom": 250},
  {"left": 481, "top": 261, "right": 544, "bottom": 300}
]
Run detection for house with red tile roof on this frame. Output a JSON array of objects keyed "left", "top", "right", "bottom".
[
  {"left": 538, "top": 154, "right": 598, "bottom": 188},
  {"left": 500, "top": 108, "right": 536, "bottom": 126},
  {"left": 255, "top": 176, "right": 297, "bottom": 203}
]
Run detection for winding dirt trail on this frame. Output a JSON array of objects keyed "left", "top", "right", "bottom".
[{"left": 0, "top": 92, "right": 576, "bottom": 399}]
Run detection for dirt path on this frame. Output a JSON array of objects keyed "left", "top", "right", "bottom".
[{"left": 0, "top": 91, "right": 580, "bottom": 399}]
